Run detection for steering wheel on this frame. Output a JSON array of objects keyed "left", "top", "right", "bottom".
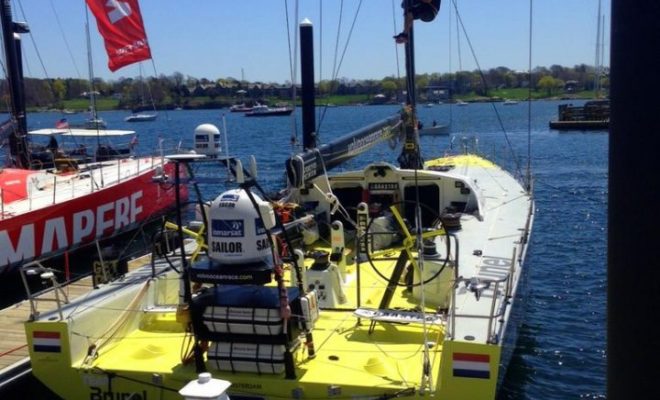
[{"left": 364, "top": 200, "right": 451, "bottom": 287}]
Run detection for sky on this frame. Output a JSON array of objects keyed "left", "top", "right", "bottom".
[{"left": 11, "top": 0, "right": 611, "bottom": 83}]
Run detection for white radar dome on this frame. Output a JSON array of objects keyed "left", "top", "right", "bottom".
[{"left": 193, "top": 123, "right": 221, "bottom": 157}]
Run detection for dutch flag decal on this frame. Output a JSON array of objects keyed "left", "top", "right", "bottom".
[
  {"left": 452, "top": 352, "right": 490, "bottom": 379},
  {"left": 32, "top": 331, "right": 61, "bottom": 353}
]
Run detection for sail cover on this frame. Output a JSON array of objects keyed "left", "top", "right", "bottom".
[{"left": 85, "top": 0, "right": 152, "bottom": 71}]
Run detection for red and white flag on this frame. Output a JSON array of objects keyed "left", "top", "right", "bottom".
[{"left": 85, "top": 0, "right": 152, "bottom": 72}]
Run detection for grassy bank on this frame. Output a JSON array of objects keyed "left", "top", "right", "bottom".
[{"left": 52, "top": 90, "right": 600, "bottom": 113}]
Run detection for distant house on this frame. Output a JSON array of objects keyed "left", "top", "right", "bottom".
[
  {"left": 425, "top": 85, "right": 450, "bottom": 101},
  {"left": 564, "top": 80, "right": 579, "bottom": 93},
  {"left": 371, "top": 93, "right": 388, "bottom": 105},
  {"left": 80, "top": 91, "right": 101, "bottom": 98}
]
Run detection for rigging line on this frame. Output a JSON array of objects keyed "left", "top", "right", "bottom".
[
  {"left": 0, "top": 40, "right": 11, "bottom": 114},
  {"left": 454, "top": 0, "right": 462, "bottom": 72},
  {"left": 391, "top": 0, "right": 402, "bottom": 81},
  {"left": 526, "top": 0, "right": 533, "bottom": 190},
  {"left": 316, "top": 0, "right": 323, "bottom": 133},
  {"left": 445, "top": 0, "right": 454, "bottom": 137},
  {"left": 14, "top": 1, "right": 48, "bottom": 85},
  {"left": 48, "top": 0, "right": 82, "bottom": 79},
  {"left": 283, "top": 0, "right": 300, "bottom": 150},
  {"left": 319, "top": 1, "right": 363, "bottom": 138},
  {"left": 145, "top": 59, "right": 169, "bottom": 122},
  {"left": 450, "top": 0, "right": 523, "bottom": 181},
  {"left": 316, "top": 0, "right": 346, "bottom": 137},
  {"left": 329, "top": 0, "right": 344, "bottom": 89}
]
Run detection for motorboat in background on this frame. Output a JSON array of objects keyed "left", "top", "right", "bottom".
[
  {"left": 244, "top": 104, "right": 294, "bottom": 117},
  {"left": 419, "top": 122, "right": 450, "bottom": 136},
  {"left": 125, "top": 112, "right": 158, "bottom": 122},
  {"left": 229, "top": 103, "right": 253, "bottom": 112}
]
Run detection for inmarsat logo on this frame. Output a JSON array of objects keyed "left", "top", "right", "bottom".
[
  {"left": 106, "top": 0, "right": 132, "bottom": 24},
  {"left": 211, "top": 219, "right": 244, "bottom": 237}
]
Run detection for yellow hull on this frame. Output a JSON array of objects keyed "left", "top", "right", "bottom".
[
  {"left": 26, "top": 264, "right": 501, "bottom": 400},
  {"left": 26, "top": 154, "right": 532, "bottom": 400}
]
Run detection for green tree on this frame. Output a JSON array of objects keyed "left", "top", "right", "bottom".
[
  {"left": 537, "top": 75, "right": 557, "bottom": 96},
  {"left": 52, "top": 79, "right": 66, "bottom": 106},
  {"left": 381, "top": 80, "right": 397, "bottom": 97}
]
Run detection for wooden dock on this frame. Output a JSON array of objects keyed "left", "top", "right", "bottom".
[
  {"left": 0, "top": 276, "right": 95, "bottom": 369},
  {"left": 0, "top": 254, "right": 153, "bottom": 383},
  {"left": 549, "top": 119, "right": 609, "bottom": 130}
]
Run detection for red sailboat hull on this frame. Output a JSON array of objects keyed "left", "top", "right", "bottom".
[{"left": 0, "top": 159, "right": 186, "bottom": 272}]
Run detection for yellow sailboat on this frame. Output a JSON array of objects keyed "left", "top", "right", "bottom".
[{"left": 23, "top": 3, "right": 534, "bottom": 400}]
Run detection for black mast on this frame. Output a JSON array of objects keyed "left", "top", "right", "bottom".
[
  {"left": 0, "top": 0, "right": 30, "bottom": 169},
  {"left": 608, "top": 0, "right": 660, "bottom": 398},
  {"left": 397, "top": 0, "right": 423, "bottom": 170},
  {"left": 286, "top": 17, "right": 401, "bottom": 188},
  {"left": 300, "top": 18, "right": 316, "bottom": 150}
]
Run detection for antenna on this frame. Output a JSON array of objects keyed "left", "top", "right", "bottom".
[
  {"left": 235, "top": 159, "right": 245, "bottom": 184},
  {"left": 248, "top": 155, "right": 258, "bottom": 179}
]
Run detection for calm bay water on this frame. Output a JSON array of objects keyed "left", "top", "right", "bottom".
[{"left": 2, "top": 100, "right": 607, "bottom": 399}]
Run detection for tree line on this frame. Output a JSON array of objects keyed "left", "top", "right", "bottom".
[{"left": 2, "top": 64, "right": 607, "bottom": 110}]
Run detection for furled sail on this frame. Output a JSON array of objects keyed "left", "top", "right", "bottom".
[{"left": 85, "top": 0, "right": 152, "bottom": 71}]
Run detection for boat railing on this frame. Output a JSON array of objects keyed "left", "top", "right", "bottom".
[
  {"left": 19, "top": 260, "right": 70, "bottom": 321},
  {"left": 448, "top": 247, "right": 519, "bottom": 344},
  {"left": 0, "top": 156, "right": 162, "bottom": 219}
]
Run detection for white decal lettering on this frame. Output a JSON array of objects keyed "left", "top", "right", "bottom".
[
  {"left": 41, "top": 217, "right": 68, "bottom": 253},
  {"left": 73, "top": 209, "right": 95, "bottom": 244},
  {"left": 130, "top": 191, "right": 143, "bottom": 223},
  {"left": 0, "top": 224, "right": 35, "bottom": 265},
  {"left": 114, "top": 196, "right": 130, "bottom": 230},
  {"left": 96, "top": 202, "right": 115, "bottom": 237}
]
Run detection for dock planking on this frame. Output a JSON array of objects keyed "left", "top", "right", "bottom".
[{"left": 0, "top": 254, "right": 152, "bottom": 373}]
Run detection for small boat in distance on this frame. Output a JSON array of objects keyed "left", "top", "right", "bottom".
[
  {"left": 456, "top": 99, "right": 468, "bottom": 106},
  {"left": 65, "top": 116, "right": 107, "bottom": 129},
  {"left": 419, "top": 122, "right": 450, "bottom": 136},
  {"left": 125, "top": 112, "right": 158, "bottom": 122},
  {"left": 503, "top": 99, "right": 519, "bottom": 106},
  {"left": 244, "top": 104, "right": 294, "bottom": 117},
  {"left": 125, "top": 62, "right": 158, "bottom": 123},
  {"left": 549, "top": 99, "right": 609, "bottom": 131},
  {"left": 229, "top": 103, "right": 253, "bottom": 112}
]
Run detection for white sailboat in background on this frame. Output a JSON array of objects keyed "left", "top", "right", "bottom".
[
  {"left": 125, "top": 63, "right": 158, "bottom": 122},
  {"left": 80, "top": 8, "right": 107, "bottom": 129}
]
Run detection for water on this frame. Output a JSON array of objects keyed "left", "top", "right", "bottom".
[{"left": 2, "top": 100, "right": 607, "bottom": 399}]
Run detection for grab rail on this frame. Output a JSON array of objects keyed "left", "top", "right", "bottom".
[
  {"left": 449, "top": 274, "right": 510, "bottom": 344},
  {"left": 448, "top": 242, "right": 522, "bottom": 343},
  {"left": 19, "top": 261, "right": 70, "bottom": 321}
]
